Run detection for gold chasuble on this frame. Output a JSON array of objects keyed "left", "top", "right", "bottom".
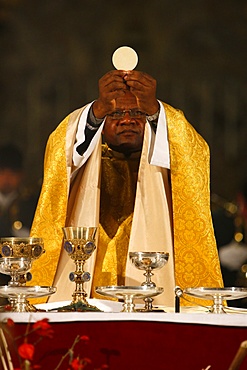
[{"left": 29, "top": 102, "right": 223, "bottom": 307}]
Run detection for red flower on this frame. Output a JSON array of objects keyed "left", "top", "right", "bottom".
[
  {"left": 33, "top": 318, "right": 54, "bottom": 338},
  {"left": 80, "top": 335, "right": 89, "bottom": 344},
  {"left": 18, "top": 343, "right": 35, "bottom": 360},
  {"left": 70, "top": 357, "right": 83, "bottom": 369},
  {"left": 6, "top": 318, "right": 15, "bottom": 327}
]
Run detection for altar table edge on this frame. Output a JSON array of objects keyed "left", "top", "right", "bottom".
[{"left": 0, "top": 311, "right": 246, "bottom": 327}]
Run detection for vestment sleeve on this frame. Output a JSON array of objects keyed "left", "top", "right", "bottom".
[{"left": 72, "top": 102, "right": 104, "bottom": 171}]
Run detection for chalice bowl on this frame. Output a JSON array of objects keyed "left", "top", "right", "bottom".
[
  {"left": 62, "top": 226, "right": 100, "bottom": 311},
  {"left": 0, "top": 237, "right": 44, "bottom": 287},
  {"left": 0, "top": 237, "right": 51, "bottom": 312},
  {"left": 129, "top": 251, "right": 169, "bottom": 311}
]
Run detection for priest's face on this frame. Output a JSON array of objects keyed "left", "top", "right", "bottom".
[{"left": 103, "top": 91, "right": 146, "bottom": 154}]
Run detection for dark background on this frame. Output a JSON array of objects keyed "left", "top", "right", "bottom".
[{"left": 1, "top": 0, "right": 247, "bottom": 202}]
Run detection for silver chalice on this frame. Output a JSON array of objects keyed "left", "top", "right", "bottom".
[{"left": 129, "top": 251, "right": 169, "bottom": 311}]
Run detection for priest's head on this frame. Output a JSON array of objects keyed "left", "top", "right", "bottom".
[{"left": 103, "top": 90, "right": 146, "bottom": 155}]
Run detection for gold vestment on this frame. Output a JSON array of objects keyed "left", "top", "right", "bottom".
[{"left": 29, "top": 102, "right": 223, "bottom": 306}]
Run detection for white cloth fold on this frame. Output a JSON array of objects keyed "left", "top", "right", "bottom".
[{"left": 149, "top": 101, "right": 170, "bottom": 168}]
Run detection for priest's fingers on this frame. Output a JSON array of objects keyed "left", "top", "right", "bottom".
[
  {"left": 94, "top": 71, "right": 127, "bottom": 118},
  {"left": 124, "top": 71, "right": 159, "bottom": 115}
]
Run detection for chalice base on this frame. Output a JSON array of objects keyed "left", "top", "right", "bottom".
[
  {"left": 0, "top": 286, "right": 56, "bottom": 312},
  {"left": 56, "top": 300, "right": 101, "bottom": 312},
  {"left": 54, "top": 286, "right": 101, "bottom": 312},
  {"left": 183, "top": 287, "right": 247, "bottom": 314},
  {"left": 95, "top": 286, "right": 164, "bottom": 313},
  {"left": 136, "top": 296, "right": 154, "bottom": 312},
  {"left": 10, "top": 298, "right": 39, "bottom": 312}
]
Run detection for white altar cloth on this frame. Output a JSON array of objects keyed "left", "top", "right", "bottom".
[{"left": 0, "top": 299, "right": 246, "bottom": 327}]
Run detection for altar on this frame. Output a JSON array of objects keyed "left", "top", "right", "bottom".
[
  {"left": 1, "top": 300, "right": 247, "bottom": 370},
  {"left": 0, "top": 237, "right": 247, "bottom": 369}
]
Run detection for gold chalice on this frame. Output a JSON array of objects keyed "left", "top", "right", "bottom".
[
  {"left": 60, "top": 226, "right": 100, "bottom": 311},
  {"left": 0, "top": 237, "right": 44, "bottom": 286},
  {"left": 0, "top": 237, "right": 55, "bottom": 312}
]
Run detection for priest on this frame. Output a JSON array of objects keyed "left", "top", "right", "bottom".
[{"left": 30, "top": 69, "right": 223, "bottom": 307}]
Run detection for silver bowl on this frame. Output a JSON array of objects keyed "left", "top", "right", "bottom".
[
  {"left": 0, "top": 257, "right": 31, "bottom": 276},
  {"left": 129, "top": 251, "right": 169, "bottom": 271}
]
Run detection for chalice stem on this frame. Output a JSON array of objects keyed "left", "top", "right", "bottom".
[
  {"left": 143, "top": 268, "right": 154, "bottom": 287},
  {"left": 122, "top": 294, "right": 136, "bottom": 313},
  {"left": 9, "top": 272, "right": 19, "bottom": 286},
  {"left": 72, "top": 260, "right": 87, "bottom": 304},
  {"left": 144, "top": 296, "right": 154, "bottom": 311},
  {"left": 211, "top": 294, "right": 226, "bottom": 314}
]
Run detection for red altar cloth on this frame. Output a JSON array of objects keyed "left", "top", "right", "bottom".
[{"left": 5, "top": 318, "right": 247, "bottom": 370}]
